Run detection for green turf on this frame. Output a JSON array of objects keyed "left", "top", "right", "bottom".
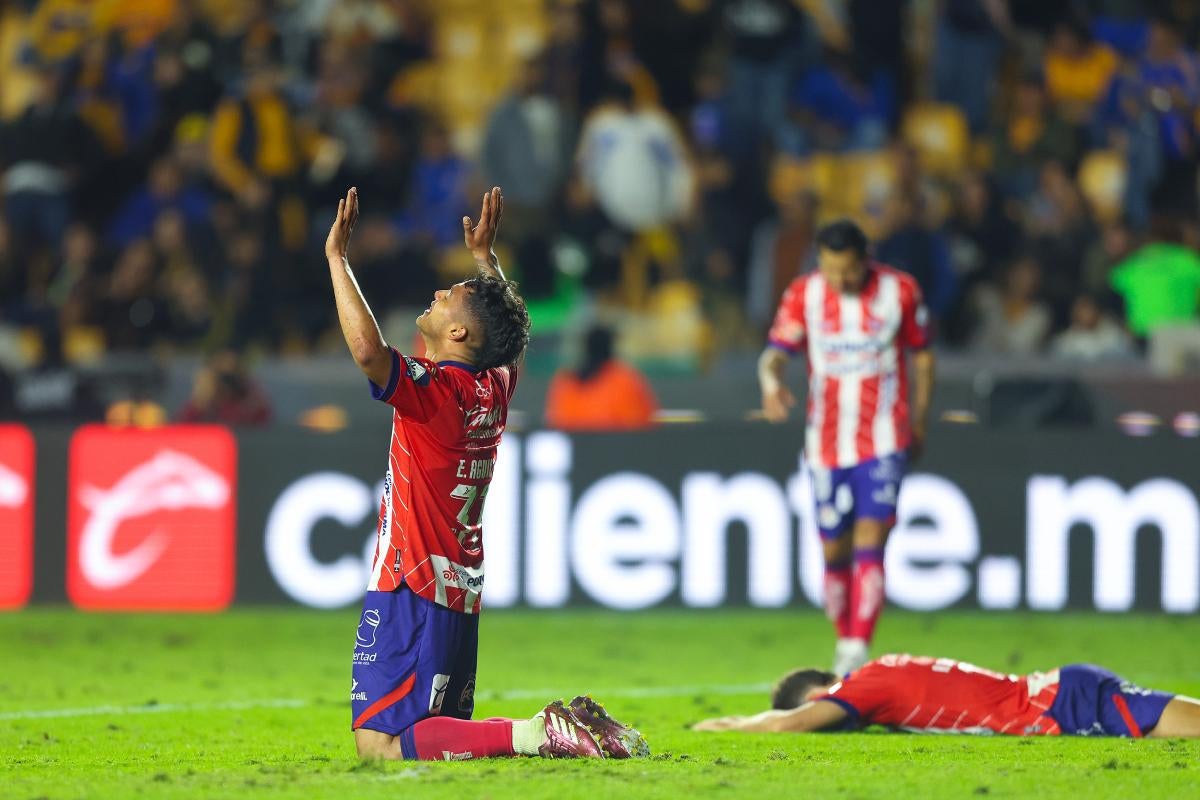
[{"left": 1, "top": 609, "right": 1196, "bottom": 799}]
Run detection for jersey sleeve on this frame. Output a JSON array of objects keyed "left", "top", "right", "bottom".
[
  {"left": 767, "top": 277, "right": 808, "bottom": 354},
  {"left": 369, "top": 348, "right": 457, "bottom": 423},
  {"left": 898, "top": 276, "right": 931, "bottom": 350},
  {"left": 814, "top": 669, "right": 888, "bottom": 724}
]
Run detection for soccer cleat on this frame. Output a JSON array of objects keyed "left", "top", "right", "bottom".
[
  {"left": 569, "top": 695, "right": 650, "bottom": 758},
  {"left": 833, "top": 638, "right": 870, "bottom": 677},
  {"left": 537, "top": 700, "right": 605, "bottom": 759}
]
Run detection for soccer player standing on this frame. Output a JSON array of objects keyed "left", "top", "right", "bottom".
[
  {"left": 325, "top": 186, "right": 646, "bottom": 761},
  {"left": 758, "top": 220, "right": 935, "bottom": 676}
]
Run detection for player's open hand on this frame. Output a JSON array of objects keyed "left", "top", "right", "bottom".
[
  {"left": 762, "top": 384, "right": 797, "bottom": 423},
  {"left": 463, "top": 186, "right": 504, "bottom": 264},
  {"left": 325, "top": 187, "right": 359, "bottom": 262}
]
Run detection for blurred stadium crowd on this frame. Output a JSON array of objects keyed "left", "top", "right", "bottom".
[{"left": 2, "top": 0, "right": 1200, "bottom": 415}]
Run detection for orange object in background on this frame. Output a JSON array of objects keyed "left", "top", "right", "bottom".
[{"left": 545, "top": 326, "right": 658, "bottom": 431}]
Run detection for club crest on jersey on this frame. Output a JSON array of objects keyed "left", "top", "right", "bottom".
[{"left": 404, "top": 357, "right": 431, "bottom": 387}]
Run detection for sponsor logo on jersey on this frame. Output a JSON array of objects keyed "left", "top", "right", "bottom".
[
  {"left": 459, "top": 677, "right": 475, "bottom": 712},
  {"left": 429, "top": 674, "right": 451, "bottom": 715},
  {"left": 0, "top": 425, "right": 35, "bottom": 609},
  {"left": 67, "top": 425, "right": 236, "bottom": 611}
]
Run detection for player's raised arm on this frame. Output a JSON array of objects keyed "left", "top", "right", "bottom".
[
  {"left": 325, "top": 187, "right": 392, "bottom": 388},
  {"left": 461, "top": 185, "right": 528, "bottom": 371},
  {"left": 692, "top": 700, "right": 847, "bottom": 733},
  {"left": 462, "top": 186, "right": 511, "bottom": 284}
]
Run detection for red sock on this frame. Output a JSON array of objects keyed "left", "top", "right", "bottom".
[
  {"left": 823, "top": 561, "right": 852, "bottom": 638},
  {"left": 849, "top": 548, "right": 885, "bottom": 642},
  {"left": 402, "top": 717, "right": 514, "bottom": 761}
]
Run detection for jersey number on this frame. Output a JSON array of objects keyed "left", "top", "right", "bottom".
[{"left": 450, "top": 483, "right": 488, "bottom": 551}]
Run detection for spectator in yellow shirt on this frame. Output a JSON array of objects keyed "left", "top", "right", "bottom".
[{"left": 1043, "top": 19, "right": 1119, "bottom": 123}]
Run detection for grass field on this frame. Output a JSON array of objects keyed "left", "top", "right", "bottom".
[{"left": 1, "top": 609, "right": 1197, "bottom": 799}]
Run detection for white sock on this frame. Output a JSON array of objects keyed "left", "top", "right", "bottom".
[{"left": 511, "top": 714, "right": 546, "bottom": 756}]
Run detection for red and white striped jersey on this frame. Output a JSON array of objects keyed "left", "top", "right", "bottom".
[
  {"left": 767, "top": 262, "right": 929, "bottom": 468},
  {"left": 366, "top": 348, "right": 517, "bottom": 614},
  {"left": 818, "top": 654, "right": 1062, "bottom": 735}
]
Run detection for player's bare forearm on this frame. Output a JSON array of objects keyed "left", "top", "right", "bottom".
[
  {"left": 912, "top": 349, "right": 935, "bottom": 433},
  {"left": 474, "top": 250, "right": 508, "bottom": 283},
  {"left": 909, "top": 349, "right": 935, "bottom": 459},
  {"left": 758, "top": 346, "right": 796, "bottom": 423},
  {"left": 694, "top": 702, "right": 846, "bottom": 733},
  {"left": 325, "top": 187, "right": 392, "bottom": 388},
  {"left": 758, "top": 346, "right": 788, "bottom": 393}
]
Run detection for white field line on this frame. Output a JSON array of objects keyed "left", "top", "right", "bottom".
[{"left": 0, "top": 683, "right": 771, "bottom": 722}]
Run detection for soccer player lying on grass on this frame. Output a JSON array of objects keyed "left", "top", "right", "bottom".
[
  {"left": 693, "top": 654, "right": 1200, "bottom": 738},
  {"left": 326, "top": 186, "right": 648, "bottom": 761}
]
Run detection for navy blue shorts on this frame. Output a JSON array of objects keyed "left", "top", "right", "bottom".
[
  {"left": 810, "top": 452, "right": 907, "bottom": 540},
  {"left": 351, "top": 587, "right": 479, "bottom": 736},
  {"left": 1049, "top": 664, "right": 1174, "bottom": 737}
]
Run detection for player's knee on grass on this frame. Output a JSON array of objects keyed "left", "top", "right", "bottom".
[
  {"left": 1149, "top": 696, "right": 1200, "bottom": 738},
  {"left": 355, "top": 728, "right": 402, "bottom": 759}
]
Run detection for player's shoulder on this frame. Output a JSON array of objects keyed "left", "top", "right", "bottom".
[
  {"left": 782, "top": 270, "right": 817, "bottom": 300},
  {"left": 482, "top": 363, "right": 517, "bottom": 399},
  {"left": 400, "top": 355, "right": 471, "bottom": 398},
  {"left": 871, "top": 262, "right": 922, "bottom": 295}
]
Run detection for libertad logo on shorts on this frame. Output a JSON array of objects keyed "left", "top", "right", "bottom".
[
  {"left": 0, "top": 425, "right": 35, "bottom": 609},
  {"left": 67, "top": 425, "right": 237, "bottom": 611}
]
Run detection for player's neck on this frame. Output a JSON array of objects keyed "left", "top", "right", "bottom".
[{"left": 422, "top": 335, "right": 476, "bottom": 368}]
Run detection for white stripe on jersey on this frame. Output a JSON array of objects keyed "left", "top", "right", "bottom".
[
  {"left": 871, "top": 273, "right": 902, "bottom": 458},
  {"left": 367, "top": 465, "right": 393, "bottom": 591},
  {"left": 836, "top": 297, "right": 863, "bottom": 465},
  {"left": 804, "top": 276, "right": 827, "bottom": 464}
]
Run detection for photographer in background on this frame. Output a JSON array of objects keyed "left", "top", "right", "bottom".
[{"left": 178, "top": 350, "right": 272, "bottom": 426}]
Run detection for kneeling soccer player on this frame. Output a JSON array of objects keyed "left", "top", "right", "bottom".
[
  {"left": 693, "top": 653, "right": 1200, "bottom": 737},
  {"left": 326, "top": 186, "right": 648, "bottom": 760}
]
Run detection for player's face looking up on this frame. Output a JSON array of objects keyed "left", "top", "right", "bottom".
[
  {"left": 417, "top": 282, "right": 474, "bottom": 345},
  {"left": 818, "top": 248, "right": 868, "bottom": 295}
]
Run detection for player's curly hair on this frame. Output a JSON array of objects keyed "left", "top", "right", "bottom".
[
  {"left": 771, "top": 668, "right": 838, "bottom": 710},
  {"left": 463, "top": 274, "right": 531, "bottom": 371}
]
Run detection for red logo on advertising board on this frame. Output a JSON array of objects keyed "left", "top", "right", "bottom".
[
  {"left": 0, "top": 424, "right": 35, "bottom": 609},
  {"left": 67, "top": 425, "right": 237, "bottom": 611}
]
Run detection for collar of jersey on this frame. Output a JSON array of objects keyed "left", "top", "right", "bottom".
[{"left": 437, "top": 359, "right": 480, "bottom": 373}]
